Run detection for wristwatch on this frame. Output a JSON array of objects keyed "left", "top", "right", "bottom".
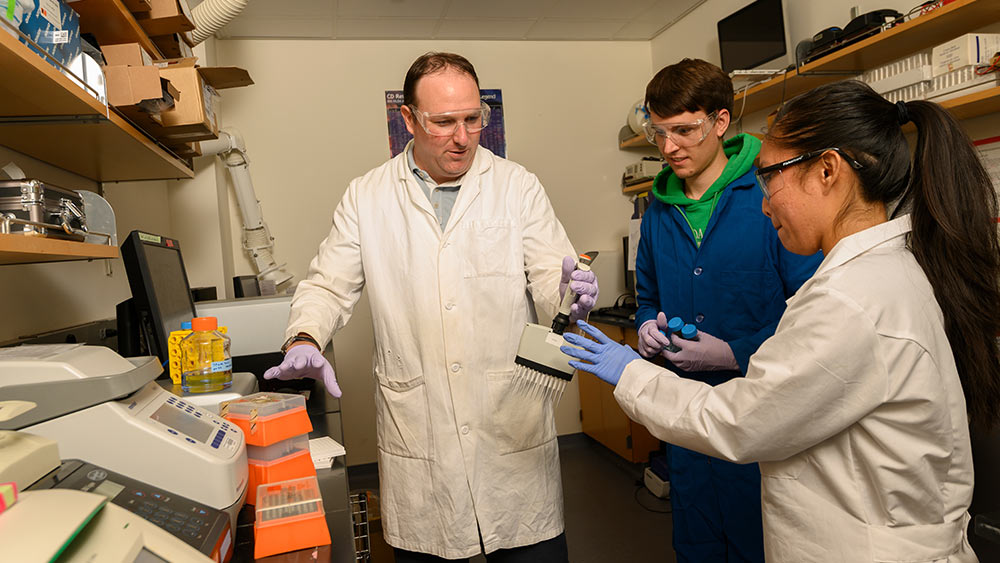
[{"left": 281, "top": 333, "right": 320, "bottom": 354}]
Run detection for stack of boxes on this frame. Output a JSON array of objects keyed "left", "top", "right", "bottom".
[
  {"left": 220, "top": 393, "right": 316, "bottom": 505},
  {"left": 221, "top": 392, "right": 331, "bottom": 557}
]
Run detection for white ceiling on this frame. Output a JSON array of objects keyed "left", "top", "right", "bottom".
[{"left": 210, "top": 0, "right": 708, "bottom": 41}]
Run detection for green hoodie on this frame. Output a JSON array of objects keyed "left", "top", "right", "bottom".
[{"left": 651, "top": 133, "right": 761, "bottom": 247}]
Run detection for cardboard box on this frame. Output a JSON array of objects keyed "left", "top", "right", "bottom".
[
  {"left": 932, "top": 33, "right": 1000, "bottom": 77},
  {"left": 17, "top": 0, "right": 82, "bottom": 70},
  {"left": 151, "top": 33, "right": 193, "bottom": 59},
  {"left": 105, "top": 64, "right": 180, "bottom": 133},
  {"left": 154, "top": 58, "right": 253, "bottom": 142},
  {"left": 135, "top": 0, "right": 195, "bottom": 37},
  {"left": 101, "top": 42, "right": 154, "bottom": 67}
]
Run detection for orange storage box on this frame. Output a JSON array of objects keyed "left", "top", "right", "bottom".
[
  {"left": 221, "top": 392, "right": 312, "bottom": 446},
  {"left": 253, "top": 476, "right": 331, "bottom": 559},
  {"left": 245, "top": 434, "right": 316, "bottom": 505}
]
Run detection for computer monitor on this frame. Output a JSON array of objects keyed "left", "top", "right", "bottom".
[
  {"left": 120, "top": 230, "right": 196, "bottom": 363},
  {"left": 717, "top": 0, "right": 791, "bottom": 73}
]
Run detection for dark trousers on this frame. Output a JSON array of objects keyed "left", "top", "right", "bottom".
[
  {"left": 393, "top": 532, "right": 569, "bottom": 563},
  {"left": 668, "top": 444, "right": 765, "bottom": 563}
]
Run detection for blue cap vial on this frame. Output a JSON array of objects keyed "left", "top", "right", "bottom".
[
  {"left": 667, "top": 317, "right": 684, "bottom": 333},
  {"left": 681, "top": 324, "right": 698, "bottom": 340},
  {"left": 181, "top": 321, "right": 192, "bottom": 330}
]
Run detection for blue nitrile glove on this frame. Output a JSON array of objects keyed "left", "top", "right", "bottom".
[
  {"left": 263, "top": 345, "right": 342, "bottom": 398},
  {"left": 560, "top": 320, "right": 641, "bottom": 386},
  {"left": 637, "top": 312, "right": 671, "bottom": 358},
  {"left": 663, "top": 328, "right": 738, "bottom": 372},
  {"left": 560, "top": 256, "right": 600, "bottom": 323}
]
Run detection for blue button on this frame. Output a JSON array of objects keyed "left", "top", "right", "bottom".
[
  {"left": 153, "top": 493, "right": 162, "bottom": 499},
  {"left": 167, "top": 397, "right": 175, "bottom": 403},
  {"left": 213, "top": 420, "right": 220, "bottom": 424},
  {"left": 185, "top": 437, "right": 196, "bottom": 444},
  {"left": 694, "top": 267, "right": 703, "bottom": 275},
  {"left": 695, "top": 314, "right": 705, "bottom": 323},
  {"left": 167, "top": 429, "right": 177, "bottom": 435},
  {"left": 177, "top": 402, "right": 185, "bottom": 408},
  {"left": 210, "top": 442, "right": 220, "bottom": 449},
  {"left": 194, "top": 412, "right": 202, "bottom": 418},
  {"left": 197, "top": 509, "right": 207, "bottom": 515},
  {"left": 134, "top": 491, "right": 145, "bottom": 497}
]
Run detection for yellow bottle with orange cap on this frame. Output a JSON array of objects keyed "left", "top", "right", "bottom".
[{"left": 180, "top": 316, "right": 232, "bottom": 393}]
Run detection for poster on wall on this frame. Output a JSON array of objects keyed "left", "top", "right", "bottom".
[{"left": 385, "top": 89, "right": 506, "bottom": 158}]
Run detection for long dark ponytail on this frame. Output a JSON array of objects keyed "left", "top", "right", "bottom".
[{"left": 768, "top": 80, "right": 1000, "bottom": 431}]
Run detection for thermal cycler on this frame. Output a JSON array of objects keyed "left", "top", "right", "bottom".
[{"left": 0, "top": 344, "right": 248, "bottom": 526}]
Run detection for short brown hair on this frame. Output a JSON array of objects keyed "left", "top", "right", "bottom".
[
  {"left": 644, "top": 58, "right": 733, "bottom": 119},
  {"left": 403, "top": 52, "right": 479, "bottom": 107}
]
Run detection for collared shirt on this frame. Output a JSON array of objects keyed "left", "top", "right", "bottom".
[{"left": 407, "top": 144, "right": 462, "bottom": 230}]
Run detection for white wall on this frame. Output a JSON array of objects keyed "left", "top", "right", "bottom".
[{"left": 204, "top": 39, "right": 652, "bottom": 464}]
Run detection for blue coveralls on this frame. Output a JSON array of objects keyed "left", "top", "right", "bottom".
[{"left": 634, "top": 168, "right": 822, "bottom": 563}]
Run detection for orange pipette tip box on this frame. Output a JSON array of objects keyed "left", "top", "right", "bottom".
[
  {"left": 220, "top": 392, "right": 312, "bottom": 447},
  {"left": 245, "top": 435, "right": 316, "bottom": 505},
  {"left": 253, "top": 476, "right": 330, "bottom": 559}
]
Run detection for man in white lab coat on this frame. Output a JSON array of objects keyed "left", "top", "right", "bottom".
[{"left": 264, "top": 52, "right": 597, "bottom": 562}]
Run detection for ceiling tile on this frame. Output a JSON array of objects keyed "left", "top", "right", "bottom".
[
  {"left": 526, "top": 18, "right": 629, "bottom": 41},
  {"left": 444, "top": 0, "right": 557, "bottom": 19},
  {"left": 337, "top": 0, "right": 449, "bottom": 19},
  {"left": 333, "top": 17, "right": 440, "bottom": 39},
  {"left": 544, "top": 0, "right": 658, "bottom": 20},
  {"left": 219, "top": 17, "right": 335, "bottom": 39},
  {"left": 435, "top": 18, "right": 536, "bottom": 40}
]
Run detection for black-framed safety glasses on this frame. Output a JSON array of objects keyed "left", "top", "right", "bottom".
[{"left": 755, "top": 147, "right": 864, "bottom": 200}]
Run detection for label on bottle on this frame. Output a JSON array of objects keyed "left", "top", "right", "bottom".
[{"left": 211, "top": 359, "right": 232, "bottom": 373}]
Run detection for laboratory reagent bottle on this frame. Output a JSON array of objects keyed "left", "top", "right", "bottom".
[{"left": 181, "top": 316, "right": 233, "bottom": 393}]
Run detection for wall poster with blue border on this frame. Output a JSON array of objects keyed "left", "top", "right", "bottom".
[{"left": 386, "top": 89, "right": 506, "bottom": 158}]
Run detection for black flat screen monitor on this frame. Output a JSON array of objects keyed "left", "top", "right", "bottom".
[
  {"left": 120, "top": 230, "right": 196, "bottom": 363},
  {"left": 718, "top": 0, "right": 788, "bottom": 73}
]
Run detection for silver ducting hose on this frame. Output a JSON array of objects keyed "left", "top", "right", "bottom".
[{"left": 189, "top": 0, "right": 249, "bottom": 46}]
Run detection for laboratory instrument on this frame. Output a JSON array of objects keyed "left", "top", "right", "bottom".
[
  {"left": 0, "top": 488, "right": 214, "bottom": 562},
  {"left": 512, "top": 251, "right": 598, "bottom": 402},
  {"left": 28, "top": 459, "right": 233, "bottom": 561},
  {"left": 0, "top": 344, "right": 249, "bottom": 526}
]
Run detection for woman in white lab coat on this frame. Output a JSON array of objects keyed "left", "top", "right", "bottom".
[{"left": 561, "top": 79, "right": 1000, "bottom": 562}]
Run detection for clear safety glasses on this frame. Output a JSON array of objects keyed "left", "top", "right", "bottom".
[
  {"left": 408, "top": 101, "right": 491, "bottom": 137},
  {"left": 642, "top": 111, "right": 718, "bottom": 147},
  {"left": 755, "top": 147, "right": 864, "bottom": 200}
]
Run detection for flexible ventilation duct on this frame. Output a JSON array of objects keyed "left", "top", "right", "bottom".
[{"left": 189, "top": 0, "right": 249, "bottom": 46}]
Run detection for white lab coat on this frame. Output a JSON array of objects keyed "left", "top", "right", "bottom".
[
  {"left": 286, "top": 143, "right": 575, "bottom": 558},
  {"left": 615, "top": 216, "right": 978, "bottom": 563}
]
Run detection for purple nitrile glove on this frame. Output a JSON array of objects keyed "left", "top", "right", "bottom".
[
  {"left": 561, "top": 320, "right": 641, "bottom": 386},
  {"left": 637, "top": 312, "right": 671, "bottom": 358},
  {"left": 662, "top": 329, "right": 739, "bottom": 372},
  {"left": 559, "top": 255, "right": 600, "bottom": 323},
  {"left": 263, "top": 345, "right": 342, "bottom": 398}
]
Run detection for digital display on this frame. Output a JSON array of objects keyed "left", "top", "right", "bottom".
[
  {"left": 718, "top": 0, "right": 787, "bottom": 73},
  {"left": 133, "top": 548, "right": 169, "bottom": 563},
  {"left": 145, "top": 244, "right": 196, "bottom": 352},
  {"left": 93, "top": 479, "right": 125, "bottom": 500},
  {"left": 150, "top": 403, "right": 214, "bottom": 443}
]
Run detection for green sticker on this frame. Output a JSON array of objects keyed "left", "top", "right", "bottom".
[
  {"left": 6, "top": 1, "right": 14, "bottom": 22},
  {"left": 138, "top": 232, "right": 161, "bottom": 244}
]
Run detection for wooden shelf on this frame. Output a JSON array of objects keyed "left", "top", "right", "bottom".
[
  {"left": 70, "top": 0, "right": 164, "bottom": 60},
  {"left": 0, "top": 23, "right": 193, "bottom": 182},
  {"left": 619, "top": 134, "right": 654, "bottom": 149},
  {"left": 940, "top": 85, "right": 1000, "bottom": 120},
  {"left": 622, "top": 179, "right": 653, "bottom": 196},
  {"left": 0, "top": 234, "right": 118, "bottom": 265},
  {"left": 734, "top": 0, "right": 1000, "bottom": 116}
]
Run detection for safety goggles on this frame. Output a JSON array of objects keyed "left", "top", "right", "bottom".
[
  {"left": 407, "top": 101, "right": 491, "bottom": 137},
  {"left": 755, "top": 147, "right": 864, "bottom": 200},
  {"left": 642, "top": 111, "right": 718, "bottom": 147}
]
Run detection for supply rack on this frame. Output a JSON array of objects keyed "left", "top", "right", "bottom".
[{"left": 351, "top": 493, "right": 371, "bottom": 563}]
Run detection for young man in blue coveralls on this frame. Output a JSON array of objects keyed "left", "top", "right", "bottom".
[{"left": 633, "top": 59, "right": 822, "bottom": 562}]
